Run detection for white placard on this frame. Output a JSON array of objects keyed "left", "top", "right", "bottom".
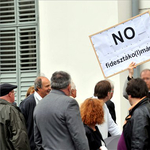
[{"left": 90, "top": 11, "right": 150, "bottom": 78}]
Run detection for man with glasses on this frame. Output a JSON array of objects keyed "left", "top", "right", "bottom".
[{"left": 0, "top": 83, "right": 30, "bottom": 150}]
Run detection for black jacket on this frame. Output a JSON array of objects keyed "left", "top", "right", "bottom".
[
  {"left": 123, "top": 97, "right": 150, "bottom": 150},
  {"left": 84, "top": 124, "right": 105, "bottom": 150},
  {"left": 19, "top": 94, "right": 36, "bottom": 150}
]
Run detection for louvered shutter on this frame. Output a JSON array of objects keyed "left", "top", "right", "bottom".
[
  {"left": 18, "top": 0, "right": 37, "bottom": 24},
  {"left": 0, "top": 0, "right": 39, "bottom": 104},
  {"left": 18, "top": 26, "right": 39, "bottom": 101},
  {"left": 0, "top": 0, "right": 16, "bottom": 25},
  {"left": 0, "top": 28, "right": 17, "bottom": 84}
]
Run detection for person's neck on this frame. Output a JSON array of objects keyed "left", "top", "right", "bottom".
[
  {"left": 60, "top": 87, "right": 71, "bottom": 96},
  {"left": 0, "top": 96, "right": 12, "bottom": 103},
  {"left": 130, "top": 98, "right": 141, "bottom": 106},
  {"left": 99, "top": 97, "right": 108, "bottom": 103},
  {"left": 36, "top": 91, "right": 44, "bottom": 98},
  {"left": 88, "top": 124, "right": 96, "bottom": 131}
]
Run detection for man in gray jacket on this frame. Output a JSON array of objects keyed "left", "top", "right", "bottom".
[{"left": 33, "top": 71, "right": 89, "bottom": 150}]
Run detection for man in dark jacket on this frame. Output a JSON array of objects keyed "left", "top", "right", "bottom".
[
  {"left": 0, "top": 83, "right": 30, "bottom": 150},
  {"left": 19, "top": 76, "right": 51, "bottom": 150},
  {"left": 118, "top": 78, "right": 150, "bottom": 150},
  {"left": 106, "top": 81, "right": 116, "bottom": 123}
]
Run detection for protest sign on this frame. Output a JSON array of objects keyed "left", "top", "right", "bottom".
[{"left": 89, "top": 11, "right": 150, "bottom": 78}]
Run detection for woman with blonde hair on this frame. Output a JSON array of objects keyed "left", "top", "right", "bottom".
[
  {"left": 25, "top": 86, "right": 35, "bottom": 97},
  {"left": 80, "top": 98, "right": 107, "bottom": 150}
]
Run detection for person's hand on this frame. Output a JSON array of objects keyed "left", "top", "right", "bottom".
[{"left": 128, "top": 62, "right": 136, "bottom": 78}]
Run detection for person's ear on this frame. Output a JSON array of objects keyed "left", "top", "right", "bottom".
[
  {"left": 8, "top": 91, "right": 13, "bottom": 98},
  {"left": 128, "top": 95, "right": 131, "bottom": 100},
  {"left": 107, "top": 91, "right": 111, "bottom": 97},
  {"left": 36, "top": 86, "right": 41, "bottom": 91},
  {"left": 68, "top": 84, "right": 71, "bottom": 92}
]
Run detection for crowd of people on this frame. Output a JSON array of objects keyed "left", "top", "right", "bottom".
[{"left": 0, "top": 62, "right": 150, "bottom": 150}]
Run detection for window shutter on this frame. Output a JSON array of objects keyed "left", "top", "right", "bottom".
[
  {"left": 18, "top": 0, "right": 37, "bottom": 24},
  {"left": 0, "top": 0, "right": 16, "bottom": 25},
  {"left": 0, "top": 0, "right": 39, "bottom": 104},
  {"left": 18, "top": 26, "right": 39, "bottom": 101},
  {"left": 0, "top": 28, "right": 17, "bottom": 82}
]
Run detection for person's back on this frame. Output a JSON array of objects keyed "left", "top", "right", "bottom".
[
  {"left": 0, "top": 101, "right": 30, "bottom": 150},
  {"left": 105, "top": 100, "right": 116, "bottom": 122},
  {"left": 34, "top": 90, "right": 83, "bottom": 149},
  {"left": 118, "top": 78, "right": 150, "bottom": 150},
  {"left": 80, "top": 98, "right": 108, "bottom": 150},
  {"left": 94, "top": 80, "right": 121, "bottom": 139},
  {"left": 0, "top": 83, "right": 30, "bottom": 150},
  {"left": 125, "top": 99, "right": 150, "bottom": 149},
  {"left": 34, "top": 71, "right": 89, "bottom": 150}
]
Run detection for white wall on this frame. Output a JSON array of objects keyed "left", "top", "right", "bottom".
[
  {"left": 38, "top": 0, "right": 150, "bottom": 130},
  {"left": 38, "top": 0, "right": 118, "bottom": 103}
]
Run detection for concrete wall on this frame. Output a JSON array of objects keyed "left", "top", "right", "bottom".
[{"left": 38, "top": 0, "right": 150, "bottom": 130}]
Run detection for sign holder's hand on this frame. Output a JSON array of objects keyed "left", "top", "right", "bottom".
[{"left": 128, "top": 62, "right": 136, "bottom": 78}]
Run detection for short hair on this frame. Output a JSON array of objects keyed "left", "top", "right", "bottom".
[
  {"left": 34, "top": 76, "right": 46, "bottom": 91},
  {"left": 94, "top": 80, "right": 111, "bottom": 99},
  {"left": 126, "top": 78, "right": 148, "bottom": 98},
  {"left": 80, "top": 98, "right": 104, "bottom": 125},
  {"left": 106, "top": 79, "right": 114, "bottom": 91},
  {"left": 71, "top": 81, "right": 76, "bottom": 90},
  {"left": 51, "top": 71, "right": 71, "bottom": 90}
]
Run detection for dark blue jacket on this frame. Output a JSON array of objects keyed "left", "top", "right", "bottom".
[{"left": 19, "top": 94, "right": 36, "bottom": 150}]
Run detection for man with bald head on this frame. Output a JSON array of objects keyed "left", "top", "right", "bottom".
[{"left": 19, "top": 76, "right": 51, "bottom": 150}]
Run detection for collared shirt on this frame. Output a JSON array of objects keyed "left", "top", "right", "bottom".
[{"left": 34, "top": 91, "right": 42, "bottom": 105}]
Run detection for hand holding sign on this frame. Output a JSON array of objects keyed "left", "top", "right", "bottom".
[
  {"left": 128, "top": 62, "right": 137, "bottom": 78},
  {"left": 90, "top": 11, "right": 150, "bottom": 78}
]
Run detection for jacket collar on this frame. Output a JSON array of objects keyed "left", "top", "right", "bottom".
[
  {"left": 128, "top": 96, "right": 146, "bottom": 112},
  {"left": 129, "top": 96, "right": 148, "bottom": 114},
  {"left": 0, "top": 98, "right": 12, "bottom": 105},
  {"left": 124, "top": 97, "right": 149, "bottom": 125},
  {"left": 0, "top": 98, "right": 21, "bottom": 112},
  {"left": 50, "top": 89, "right": 66, "bottom": 96}
]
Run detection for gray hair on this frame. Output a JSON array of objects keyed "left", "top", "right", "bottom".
[
  {"left": 34, "top": 77, "right": 42, "bottom": 91},
  {"left": 51, "top": 71, "right": 71, "bottom": 90},
  {"left": 71, "top": 81, "right": 76, "bottom": 90},
  {"left": 34, "top": 76, "right": 47, "bottom": 91}
]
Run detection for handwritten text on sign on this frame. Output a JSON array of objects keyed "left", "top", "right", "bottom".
[{"left": 90, "top": 12, "right": 150, "bottom": 78}]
